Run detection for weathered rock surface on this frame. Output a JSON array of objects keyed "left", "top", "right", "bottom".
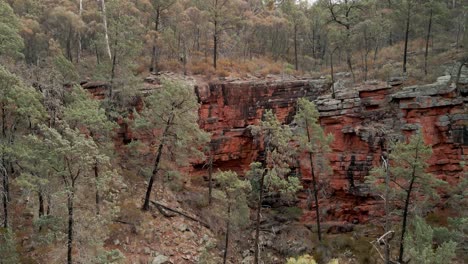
[
  {"left": 84, "top": 74, "right": 467, "bottom": 224},
  {"left": 193, "top": 76, "right": 467, "bottom": 224}
]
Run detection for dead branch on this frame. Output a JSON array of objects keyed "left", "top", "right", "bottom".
[{"left": 150, "top": 200, "right": 210, "bottom": 229}]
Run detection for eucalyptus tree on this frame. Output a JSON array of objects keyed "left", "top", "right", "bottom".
[
  {"left": 0, "top": 0, "right": 24, "bottom": 59},
  {"left": 0, "top": 66, "right": 45, "bottom": 228},
  {"left": 215, "top": 170, "right": 251, "bottom": 264},
  {"left": 368, "top": 132, "right": 446, "bottom": 263},
  {"left": 133, "top": 79, "right": 210, "bottom": 211},
  {"left": 293, "top": 98, "right": 333, "bottom": 241},
  {"left": 248, "top": 110, "right": 302, "bottom": 264}
]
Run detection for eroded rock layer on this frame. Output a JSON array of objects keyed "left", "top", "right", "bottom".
[{"left": 194, "top": 76, "right": 467, "bottom": 224}]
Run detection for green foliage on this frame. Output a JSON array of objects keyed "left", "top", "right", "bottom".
[
  {"left": 248, "top": 110, "right": 302, "bottom": 200},
  {"left": 0, "top": 1, "right": 24, "bottom": 59},
  {"left": 0, "top": 228, "right": 19, "bottom": 264},
  {"left": 63, "top": 86, "right": 116, "bottom": 136},
  {"left": 286, "top": 254, "right": 338, "bottom": 264},
  {"left": 215, "top": 170, "right": 251, "bottom": 228},
  {"left": 367, "top": 132, "right": 443, "bottom": 206},
  {"left": 133, "top": 78, "right": 210, "bottom": 167},
  {"left": 95, "top": 248, "right": 125, "bottom": 264},
  {"left": 53, "top": 54, "right": 79, "bottom": 83},
  {"left": 405, "top": 216, "right": 457, "bottom": 264},
  {"left": 294, "top": 98, "right": 333, "bottom": 176}
]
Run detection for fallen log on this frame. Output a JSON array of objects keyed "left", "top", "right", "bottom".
[{"left": 150, "top": 200, "right": 210, "bottom": 229}]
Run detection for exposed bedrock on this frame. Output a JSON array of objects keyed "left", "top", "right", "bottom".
[{"left": 193, "top": 76, "right": 467, "bottom": 224}]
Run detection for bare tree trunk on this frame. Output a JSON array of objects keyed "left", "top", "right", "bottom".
[
  {"left": 403, "top": 2, "right": 411, "bottom": 74},
  {"left": 77, "top": 0, "right": 83, "bottom": 63},
  {"left": 305, "top": 117, "right": 322, "bottom": 241},
  {"left": 294, "top": 23, "right": 298, "bottom": 71},
  {"left": 46, "top": 193, "right": 51, "bottom": 215},
  {"left": 223, "top": 202, "right": 231, "bottom": 264},
  {"left": 254, "top": 171, "right": 266, "bottom": 264},
  {"left": 330, "top": 48, "right": 337, "bottom": 99},
  {"left": 424, "top": 8, "right": 433, "bottom": 76},
  {"left": 142, "top": 115, "right": 174, "bottom": 211},
  {"left": 149, "top": 8, "right": 161, "bottom": 72},
  {"left": 94, "top": 161, "right": 100, "bottom": 215},
  {"left": 38, "top": 191, "right": 45, "bottom": 217},
  {"left": 398, "top": 140, "right": 420, "bottom": 264},
  {"left": 213, "top": 20, "right": 218, "bottom": 69},
  {"left": 208, "top": 152, "right": 213, "bottom": 205},
  {"left": 100, "top": 0, "right": 112, "bottom": 60},
  {"left": 67, "top": 186, "right": 75, "bottom": 264},
  {"left": 383, "top": 156, "right": 391, "bottom": 264},
  {"left": 1, "top": 105, "right": 8, "bottom": 229}
]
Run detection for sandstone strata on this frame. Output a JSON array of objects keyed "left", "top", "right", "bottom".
[{"left": 194, "top": 75, "right": 467, "bottom": 224}]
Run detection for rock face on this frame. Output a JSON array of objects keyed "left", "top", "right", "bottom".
[
  {"left": 83, "top": 74, "right": 467, "bottom": 224},
  {"left": 194, "top": 79, "right": 331, "bottom": 174},
  {"left": 194, "top": 76, "right": 467, "bottom": 224}
]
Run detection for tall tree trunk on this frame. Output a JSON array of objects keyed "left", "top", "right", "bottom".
[
  {"left": 223, "top": 202, "right": 231, "bottom": 264},
  {"left": 213, "top": 21, "right": 218, "bottom": 69},
  {"left": 77, "top": 0, "right": 83, "bottom": 63},
  {"left": 294, "top": 23, "right": 298, "bottom": 71},
  {"left": 67, "top": 26, "right": 73, "bottom": 62},
  {"left": 403, "top": 2, "right": 411, "bottom": 74},
  {"left": 142, "top": 115, "right": 173, "bottom": 211},
  {"left": 345, "top": 26, "right": 355, "bottom": 82},
  {"left": 424, "top": 8, "right": 433, "bottom": 76},
  {"left": 67, "top": 187, "right": 75, "bottom": 264},
  {"left": 94, "top": 161, "right": 100, "bottom": 215},
  {"left": 149, "top": 8, "right": 161, "bottom": 72},
  {"left": 38, "top": 191, "right": 45, "bottom": 217},
  {"left": 398, "top": 139, "right": 420, "bottom": 264},
  {"left": 254, "top": 171, "right": 266, "bottom": 264},
  {"left": 110, "top": 36, "right": 118, "bottom": 98},
  {"left": 398, "top": 177, "right": 415, "bottom": 263},
  {"left": 1, "top": 105, "right": 8, "bottom": 229},
  {"left": 208, "top": 151, "right": 213, "bottom": 205},
  {"left": 305, "top": 117, "right": 321, "bottom": 241},
  {"left": 46, "top": 193, "right": 51, "bottom": 215},
  {"left": 330, "top": 48, "right": 336, "bottom": 99},
  {"left": 383, "top": 156, "right": 390, "bottom": 264},
  {"left": 100, "top": 0, "right": 112, "bottom": 60}
]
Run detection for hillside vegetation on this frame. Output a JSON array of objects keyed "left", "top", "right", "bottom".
[{"left": 0, "top": 0, "right": 467, "bottom": 264}]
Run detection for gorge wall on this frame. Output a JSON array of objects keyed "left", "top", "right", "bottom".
[
  {"left": 83, "top": 74, "right": 467, "bottom": 224},
  {"left": 193, "top": 75, "right": 467, "bottom": 224}
]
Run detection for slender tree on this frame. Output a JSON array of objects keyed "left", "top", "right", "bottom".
[
  {"left": 215, "top": 170, "right": 251, "bottom": 264},
  {"left": 248, "top": 110, "right": 302, "bottom": 264},
  {"left": 134, "top": 79, "right": 209, "bottom": 211},
  {"left": 294, "top": 98, "right": 333, "bottom": 242},
  {"left": 0, "top": 66, "right": 45, "bottom": 228},
  {"left": 368, "top": 132, "right": 445, "bottom": 263}
]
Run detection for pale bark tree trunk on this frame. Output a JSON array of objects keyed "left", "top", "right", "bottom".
[
  {"left": 424, "top": 8, "right": 433, "bottom": 76},
  {"left": 77, "top": 0, "right": 83, "bottom": 62},
  {"left": 100, "top": 0, "right": 112, "bottom": 60}
]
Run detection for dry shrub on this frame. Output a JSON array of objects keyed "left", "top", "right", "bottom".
[
  {"left": 189, "top": 60, "right": 215, "bottom": 77},
  {"left": 215, "top": 68, "right": 230, "bottom": 77},
  {"left": 159, "top": 59, "right": 182, "bottom": 72}
]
